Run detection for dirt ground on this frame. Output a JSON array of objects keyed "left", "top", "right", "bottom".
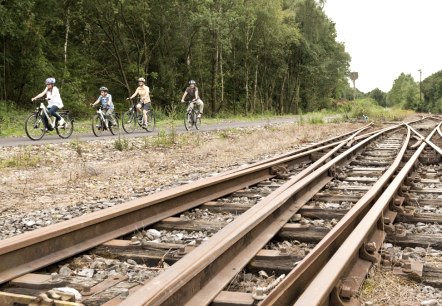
[{"left": 0, "top": 121, "right": 367, "bottom": 215}]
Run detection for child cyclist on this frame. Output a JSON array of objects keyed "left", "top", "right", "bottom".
[{"left": 91, "top": 86, "right": 117, "bottom": 126}]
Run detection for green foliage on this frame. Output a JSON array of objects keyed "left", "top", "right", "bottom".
[
  {"left": 420, "top": 70, "right": 442, "bottom": 113},
  {"left": 114, "top": 136, "right": 130, "bottom": 151},
  {"left": 152, "top": 128, "right": 177, "bottom": 147},
  {"left": 339, "top": 98, "right": 413, "bottom": 122},
  {"left": 0, "top": 0, "right": 351, "bottom": 118},
  {"left": 0, "top": 101, "right": 29, "bottom": 136},
  {"left": 368, "top": 88, "right": 387, "bottom": 107},
  {"left": 386, "top": 73, "right": 419, "bottom": 109},
  {"left": 0, "top": 147, "right": 40, "bottom": 169}
]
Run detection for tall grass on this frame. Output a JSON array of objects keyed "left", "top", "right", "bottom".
[
  {"left": 0, "top": 147, "right": 41, "bottom": 169},
  {"left": 339, "top": 99, "right": 413, "bottom": 122},
  {"left": 0, "top": 101, "right": 29, "bottom": 136}
]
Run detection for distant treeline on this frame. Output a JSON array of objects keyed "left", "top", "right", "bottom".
[
  {"left": 0, "top": 0, "right": 352, "bottom": 117},
  {"left": 366, "top": 72, "right": 442, "bottom": 113}
]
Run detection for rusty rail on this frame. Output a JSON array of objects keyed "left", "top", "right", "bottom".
[
  {"left": 292, "top": 125, "right": 440, "bottom": 306},
  {"left": 119, "top": 124, "right": 406, "bottom": 305},
  {"left": 0, "top": 125, "right": 373, "bottom": 284}
]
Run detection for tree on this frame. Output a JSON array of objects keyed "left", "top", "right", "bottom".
[
  {"left": 387, "top": 73, "right": 419, "bottom": 109},
  {"left": 368, "top": 88, "right": 387, "bottom": 107}
]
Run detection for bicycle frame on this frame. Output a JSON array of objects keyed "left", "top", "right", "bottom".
[
  {"left": 97, "top": 107, "right": 109, "bottom": 128},
  {"left": 38, "top": 102, "right": 56, "bottom": 128}
]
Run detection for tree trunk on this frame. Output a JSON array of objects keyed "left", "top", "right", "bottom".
[
  {"left": 61, "top": 1, "right": 71, "bottom": 91},
  {"left": 2, "top": 37, "right": 6, "bottom": 100},
  {"left": 279, "top": 72, "right": 287, "bottom": 114},
  {"left": 220, "top": 44, "right": 224, "bottom": 108},
  {"left": 253, "top": 58, "right": 258, "bottom": 114},
  {"left": 211, "top": 30, "right": 219, "bottom": 115}
]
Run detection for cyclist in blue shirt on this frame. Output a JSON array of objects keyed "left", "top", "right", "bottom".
[{"left": 91, "top": 86, "right": 117, "bottom": 126}]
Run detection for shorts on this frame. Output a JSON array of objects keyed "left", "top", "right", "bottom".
[{"left": 137, "top": 102, "right": 151, "bottom": 111}]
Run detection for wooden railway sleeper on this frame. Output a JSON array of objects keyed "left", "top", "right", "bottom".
[
  {"left": 389, "top": 253, "right": 424, "bottom": 281},
  {"left": 270, "top": 164, "right": 289, "bottom": 179}
]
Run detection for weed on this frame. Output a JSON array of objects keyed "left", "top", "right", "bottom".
[
  {"left": 0, "top": 147, "right": 40, "bottom": 168},
  {"left": 153, "top": 128, "right": 177, "bottom": 147},
  {"left": 114, "top": 136, "right": 130, "bottom": 151},
  {"left": 217, "top": 130, "right": 230, "bottom": 139},
  {"left": 70, "top": 137, "right": 85, "bottom": 156}
]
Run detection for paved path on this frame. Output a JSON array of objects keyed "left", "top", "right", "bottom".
[{"left": 0, "top": 117, "right": 300, "bottom": 148}]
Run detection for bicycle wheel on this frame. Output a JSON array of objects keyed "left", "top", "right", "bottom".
[
  {"left": 109, "top": 114, "right": 120, "bottom": 135},
  {"left": 122, "top": 110, "right": 137, "bottom": 133},
  {"left": 25, "top": 113, "right": 45, "bottom": 140},
  {"left": 57, "top": 115, "right": 74, "bottom": 139},
  {"left": 184, "top": 111, "right": 193, "bottom": 131},
  {"left": 194, "top": 112, "right": 201, "bottom": 130},
  {"left": 145, "top": 110, "right": 156, "bottom": 132},
  {"left": 92, "top": 114, "right": 104, "bottom": 137}
]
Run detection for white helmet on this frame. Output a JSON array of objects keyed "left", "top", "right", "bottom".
[
  {"left": 138, "top": 77, "right": 145, "bottom": 83},
  {"left": 189, "top": 80, "right": 196, "bottom": 85},
  {"left": 45, "top": 77, "right": 56, "bottom": 85}
]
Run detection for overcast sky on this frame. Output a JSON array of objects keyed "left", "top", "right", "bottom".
[{"left": 323, "top": 0, "right": 442, "bottom": 93}]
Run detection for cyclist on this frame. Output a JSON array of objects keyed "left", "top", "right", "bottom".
[
  {"left": 181, "top": 80, "right": 204, "bottom": 118},
  {"left": 31, "top": 77, "right": 65, "bottom": 130},
  {"left": 127, "top": 77, "right": 151, "bottom": 127},
  {"left": 91, "top": 86, "right": 117, "bottom": 126}
]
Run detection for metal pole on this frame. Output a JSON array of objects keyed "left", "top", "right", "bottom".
[{"left": 418, "top": 69, "right": 422, "bottom": 104}]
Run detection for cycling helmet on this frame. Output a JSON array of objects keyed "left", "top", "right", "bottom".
[
  {"left": 99, "top": 86, "right": 108, "bottom": 92},
  {"left": 189, "top": 80, "right": 196, "bottom": 85},
  {"left": 45, "top": 78, "right": 56, "bottom": 85},
  {"left": 138, "top": 77, "right": 145, "bottom": 83}
]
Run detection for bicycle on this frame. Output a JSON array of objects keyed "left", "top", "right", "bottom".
[
  {"left": 91, "top": 105, "right": 120, "bottom": 137},
  {"left": 183, "top": 100, "right": 201, "bottom": 131},
  {"left": 121, "top": 98, "right": 155, "bottom": 133},
  {"left": 24, "top": 99, "right": 74, "bottom": 140}
]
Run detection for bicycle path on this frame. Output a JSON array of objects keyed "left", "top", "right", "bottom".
[{"left": 0, "top": 117, "right": 302, "bottom": 148}]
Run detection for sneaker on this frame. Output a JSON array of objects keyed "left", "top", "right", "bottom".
[
  {"left": 57, "top": 118, "right": 66, "bottom": 127},
  {"left": 197, "top": 113, "right": 202, "bottom": 118}
]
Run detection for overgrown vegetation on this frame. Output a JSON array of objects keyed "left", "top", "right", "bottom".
[
  {"left": 0, "top": 148, "right": 40, "bottom": 169},
  {"left": 339, "top": 99, "right": 413, "bottom": 122},
  {"left": 152, "top": 128, "right": 178, "bottom": 147},
  {"left": 114, "top": 136, "right": 130, "bottom": 151},
  {"left": 0, "top": 0, "right": 351, "bottom": 118}
]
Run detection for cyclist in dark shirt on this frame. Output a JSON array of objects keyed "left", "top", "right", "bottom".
[{"left": 181, "top": 80, "right": 204, "bottom": 118}]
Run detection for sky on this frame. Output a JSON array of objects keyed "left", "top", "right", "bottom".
[{"left": 323, "top": 0, "right": 442, "bottom": 93}]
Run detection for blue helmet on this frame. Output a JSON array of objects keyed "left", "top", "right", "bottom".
[{"left": 45, "top": 78, "right": 56, "bottom": 85}]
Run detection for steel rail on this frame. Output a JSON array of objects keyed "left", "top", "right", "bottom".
[
  {"left": 261, "top": 125, "right": 411, "bottom": 306},
  {"left": 437, "top": 122, "right": 442, "bottom": 138},
  {"left": 293, "top": 125, "right": 440, "bottom": 306},
  {"left": 119, "top": 123, "right": 405, "bottom": 305},
  {"left": 407, "top": 123, "right": 442, "bottom": 155},
  {"left": 0, "top": 125, "right": 373, "bottom": 284},
  {"left": 223, "top": 123, "right": 372, "bottom": 176}
]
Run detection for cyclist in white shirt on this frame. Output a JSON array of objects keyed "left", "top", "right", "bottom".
[{"left": 31, "top": 77, "right": 65, "bottom": 129}]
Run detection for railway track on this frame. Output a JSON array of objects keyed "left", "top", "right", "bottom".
[
  {"left": 0, "top": 122, "right": 375, "bottom": 305},
  {"left": 0, "top": 118, "right": 440, "bottom": 305}
]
